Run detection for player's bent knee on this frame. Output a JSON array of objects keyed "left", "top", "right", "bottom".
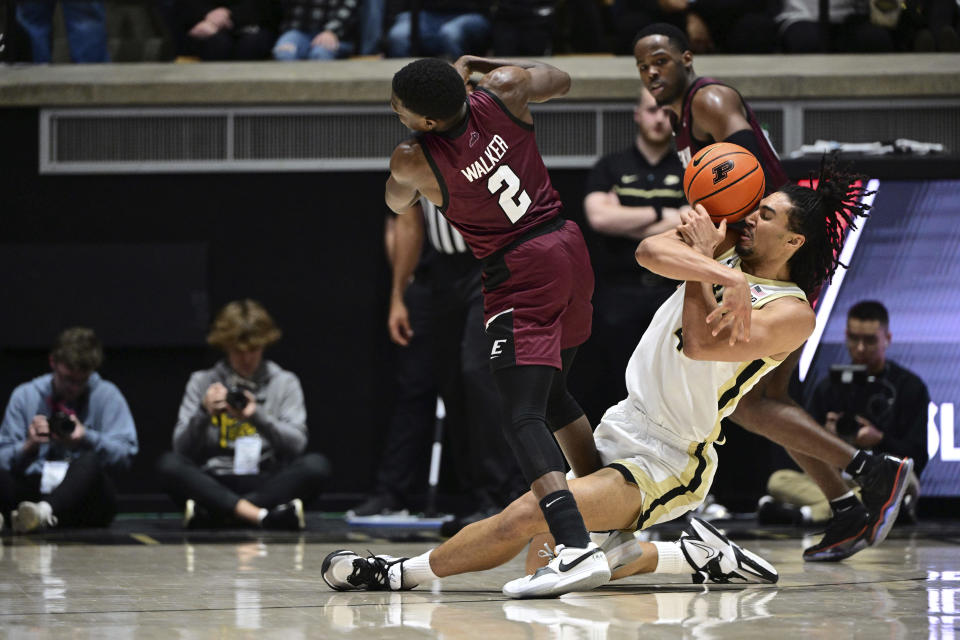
[{"left": 496, "top": 492, "right": 544, "bottom": 539}]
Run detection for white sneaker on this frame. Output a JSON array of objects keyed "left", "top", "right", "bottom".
[
  {"left": 321, "top": 550, "right": 414, "bottom": 591},
  {"left": 12, "top": 501, "right": 57, "bottom": 533},
  {"left": 502, "top": 543, "right": 610, "bottom": 599},
  {"left": 679, "top": 517, "right": 778, "bottom": 584}
]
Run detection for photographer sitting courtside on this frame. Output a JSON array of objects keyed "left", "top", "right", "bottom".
[
  {"left": 157, "top": 300, "right": 330, "bottom": 530},
  {"left": 760, "top": 300, "right": 929, "bottom": 524},
  {"left": 0, "top": 328, "right": 138, "bottom": 533}
]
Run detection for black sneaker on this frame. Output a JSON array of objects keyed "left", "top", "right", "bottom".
[
  {"left": 856, "top": 455, "right": 914, "bottom": 546},
  {"left": 321, "top": 550, "right": 412, "bottom": 591},
  {"left": 802, "top": 502, "right": 869, "bottom": 562},
  {"left": 262, "top": 499, "right": 305, "bottom": 531}
]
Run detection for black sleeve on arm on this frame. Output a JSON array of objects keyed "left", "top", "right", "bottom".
[{"left": 724, "top": 129, "right": 778, "bottom": 187}]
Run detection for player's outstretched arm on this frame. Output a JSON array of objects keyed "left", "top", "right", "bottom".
[
  {"left": 455, "top": 55, "right": 570, "bottom": 116},
  {"left": 634, "top": 206, "right": 738, "bottom": 288},
  {"left": 682, "top": 284, "right": 814, "bottom": 362}
]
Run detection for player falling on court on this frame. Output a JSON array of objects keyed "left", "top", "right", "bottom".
[
  {"left": 323, "top": 159, "right": 869, "bottom": 598},
  {"left": 380, "top": 56, "right": 609, "bottom": 598},
  {"left": 634, "top": 23, "right": 914, "bottom": 561}
]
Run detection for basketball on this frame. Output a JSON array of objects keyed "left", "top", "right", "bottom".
[{"left": 683, "top": 142, "right": 766, "bottom": 224}]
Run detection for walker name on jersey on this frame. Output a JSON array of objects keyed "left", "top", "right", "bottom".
[{"left": 460, "top": 134, "right": 509, "bottom": 183}]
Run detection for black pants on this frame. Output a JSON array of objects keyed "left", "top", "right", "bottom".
[
  {"left": 156, "top": 451, "right": 330, "bottom": 517},
  {"left": 0, "top": 452, "right": 117, "bottom": 527}
]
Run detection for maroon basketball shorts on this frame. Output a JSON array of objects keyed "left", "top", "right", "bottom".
[{"left": 481, "top": 219, "right": 594, "bottom": 370}]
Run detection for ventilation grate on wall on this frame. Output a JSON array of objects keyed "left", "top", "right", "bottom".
[
  {"left": 53, "top": 114, "right": 226, "bottom": 163},
  {"left": 234, "top": 111, "right": 405, "bottom": 160},
  {"left": 39, "top": 99, "right": 960, "bottom": 174}
]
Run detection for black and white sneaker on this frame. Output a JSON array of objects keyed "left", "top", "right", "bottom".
[
  {"left": 321, "top": 550, "right": 414, "bottom": 591},
  {"left": 856, "top": 455, "right": 914, "bottom": 546},
  {"left": 502, "top": 543, "right": 610, "bottom": 599},
  {"left": 679, "top": 517, "right": 778, "bottom": 584}
]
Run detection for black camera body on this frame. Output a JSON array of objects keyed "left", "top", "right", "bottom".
[
  {"left": 49, "top": 411, "right": 75, "bottom": 438},
  {"left": 828, "top": 364, "right": 895, "bottom": 440},
  {"left": 226, "top": 387, "right": 250, "bottom": 411}
]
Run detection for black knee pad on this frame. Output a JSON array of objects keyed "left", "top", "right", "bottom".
[
  {"left": 501, "top": 411, "right": 566, "bottom": 484},
  {"left": 546, "top": 391, "right": 585, "bottom": 433}
]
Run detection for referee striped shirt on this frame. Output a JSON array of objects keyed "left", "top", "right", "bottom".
[{"left": 422, "top": 199, "right": 469, "bottom": 255}]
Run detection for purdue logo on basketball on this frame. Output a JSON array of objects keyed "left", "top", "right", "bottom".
[{"left": 711, "top": 160, "right": 734, "bottom": 184}]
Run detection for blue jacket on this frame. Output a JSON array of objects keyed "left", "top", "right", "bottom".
[{"left": 0, "top": 373, "right": 138, "bottom": 475}]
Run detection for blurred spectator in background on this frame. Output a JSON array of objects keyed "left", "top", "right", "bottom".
[
  {"left": 574, "top": 87, "right": 685, "bottom": 425},
  {"left": 273, "top": 0, "right": 359, "bottom": 61},
  {"left": 383, "top": 0, "right": 490, "bottom": 58},
  {"left": 175, "top": 0, "right": 279, "bottom": 60},
  {"left": 612, "top": 0, "right": 777, "bottom": 54},
  {"left": 15, "top": 0, "right": 110, "bottom": 62},
  {"left": 906, "top": 0, "right": 959, "bottom": 50},
  {"left": 0, "top": 328, "right": 138, "bottom": 533},
  {"left": 357, "top": 0, "right": 385, "bottom": 54},
  {"left": 761, "top": 300, "right": 929, "bottom": 525},
  {"left": 491, "top": 0, "right": 557, "bottom": 55},
  {"left": 157, "top": 300, "right": 330, "bottom": 530},
  {"left": 777, "top": 0, "right": 895, "bottom": 52}
]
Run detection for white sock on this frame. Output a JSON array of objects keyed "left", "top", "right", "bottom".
[
  {"left": 257, "top": 508, "right": 269, "bottom": 523},
  {"left": 402, "top": 550, "right": 439, "bottom": 586},
  {"left": 651, "top": 540, "right": 694, "bottom": 574}
]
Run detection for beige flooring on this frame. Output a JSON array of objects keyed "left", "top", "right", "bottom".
[{"left": 0, "top": 535, "right": 957, "bottom": 639}]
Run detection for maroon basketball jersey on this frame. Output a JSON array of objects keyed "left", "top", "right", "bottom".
[
  {"left": 419, "top": 88, "right": 563, "bottom": 259},
  {"left": 670, "top": 77, "right": 789, "bottom": 192}
]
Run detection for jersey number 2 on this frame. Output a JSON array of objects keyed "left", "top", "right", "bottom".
[{"left": 487, "top": 165, "right": 531, "bottom": 224}]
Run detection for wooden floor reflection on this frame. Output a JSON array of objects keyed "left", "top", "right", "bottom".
[{"left": 1, "top": 531, "right": 957, "bottom": 639}]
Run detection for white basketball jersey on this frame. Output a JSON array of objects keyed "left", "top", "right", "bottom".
[{"left": 623, "top": 248, "right": 807, "bottom": 444}]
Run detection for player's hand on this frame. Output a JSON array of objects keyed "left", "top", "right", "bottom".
[
  {"left": 453, "top": 55, "right": 475, "bottom": 88},
  {"left": 706, "top": 274, "right": 751, "bottom": 345},
  {"left": 25, "top": 415, "right": 50, "bottom": 452},
  {"left": 312, "top": 30, "right": 339, "bottom": 51},
  {"left": 203, "top": 382, "right": 229, "bottom": 414},
  {"left": 205, "top": 7, "right": 233, "bottom": 29},
  {"left": 855, "top": 416, "right": 884, "bottom": 448},
  {"left": 388, "top": 297, "right": 414, "bottom": 346},
  {"left": 677, "top": 204, "right": 724, "bottom": 256}
]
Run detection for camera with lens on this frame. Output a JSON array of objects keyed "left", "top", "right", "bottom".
[
  {"left": 829, "top": 364, "right": 895, "bottom": 442},
  {"left": 49, "top": 411, "right": 75, "bottom": 438},
  {"left": 226, "top": 387, "right": 250, "bottom": 411}
]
